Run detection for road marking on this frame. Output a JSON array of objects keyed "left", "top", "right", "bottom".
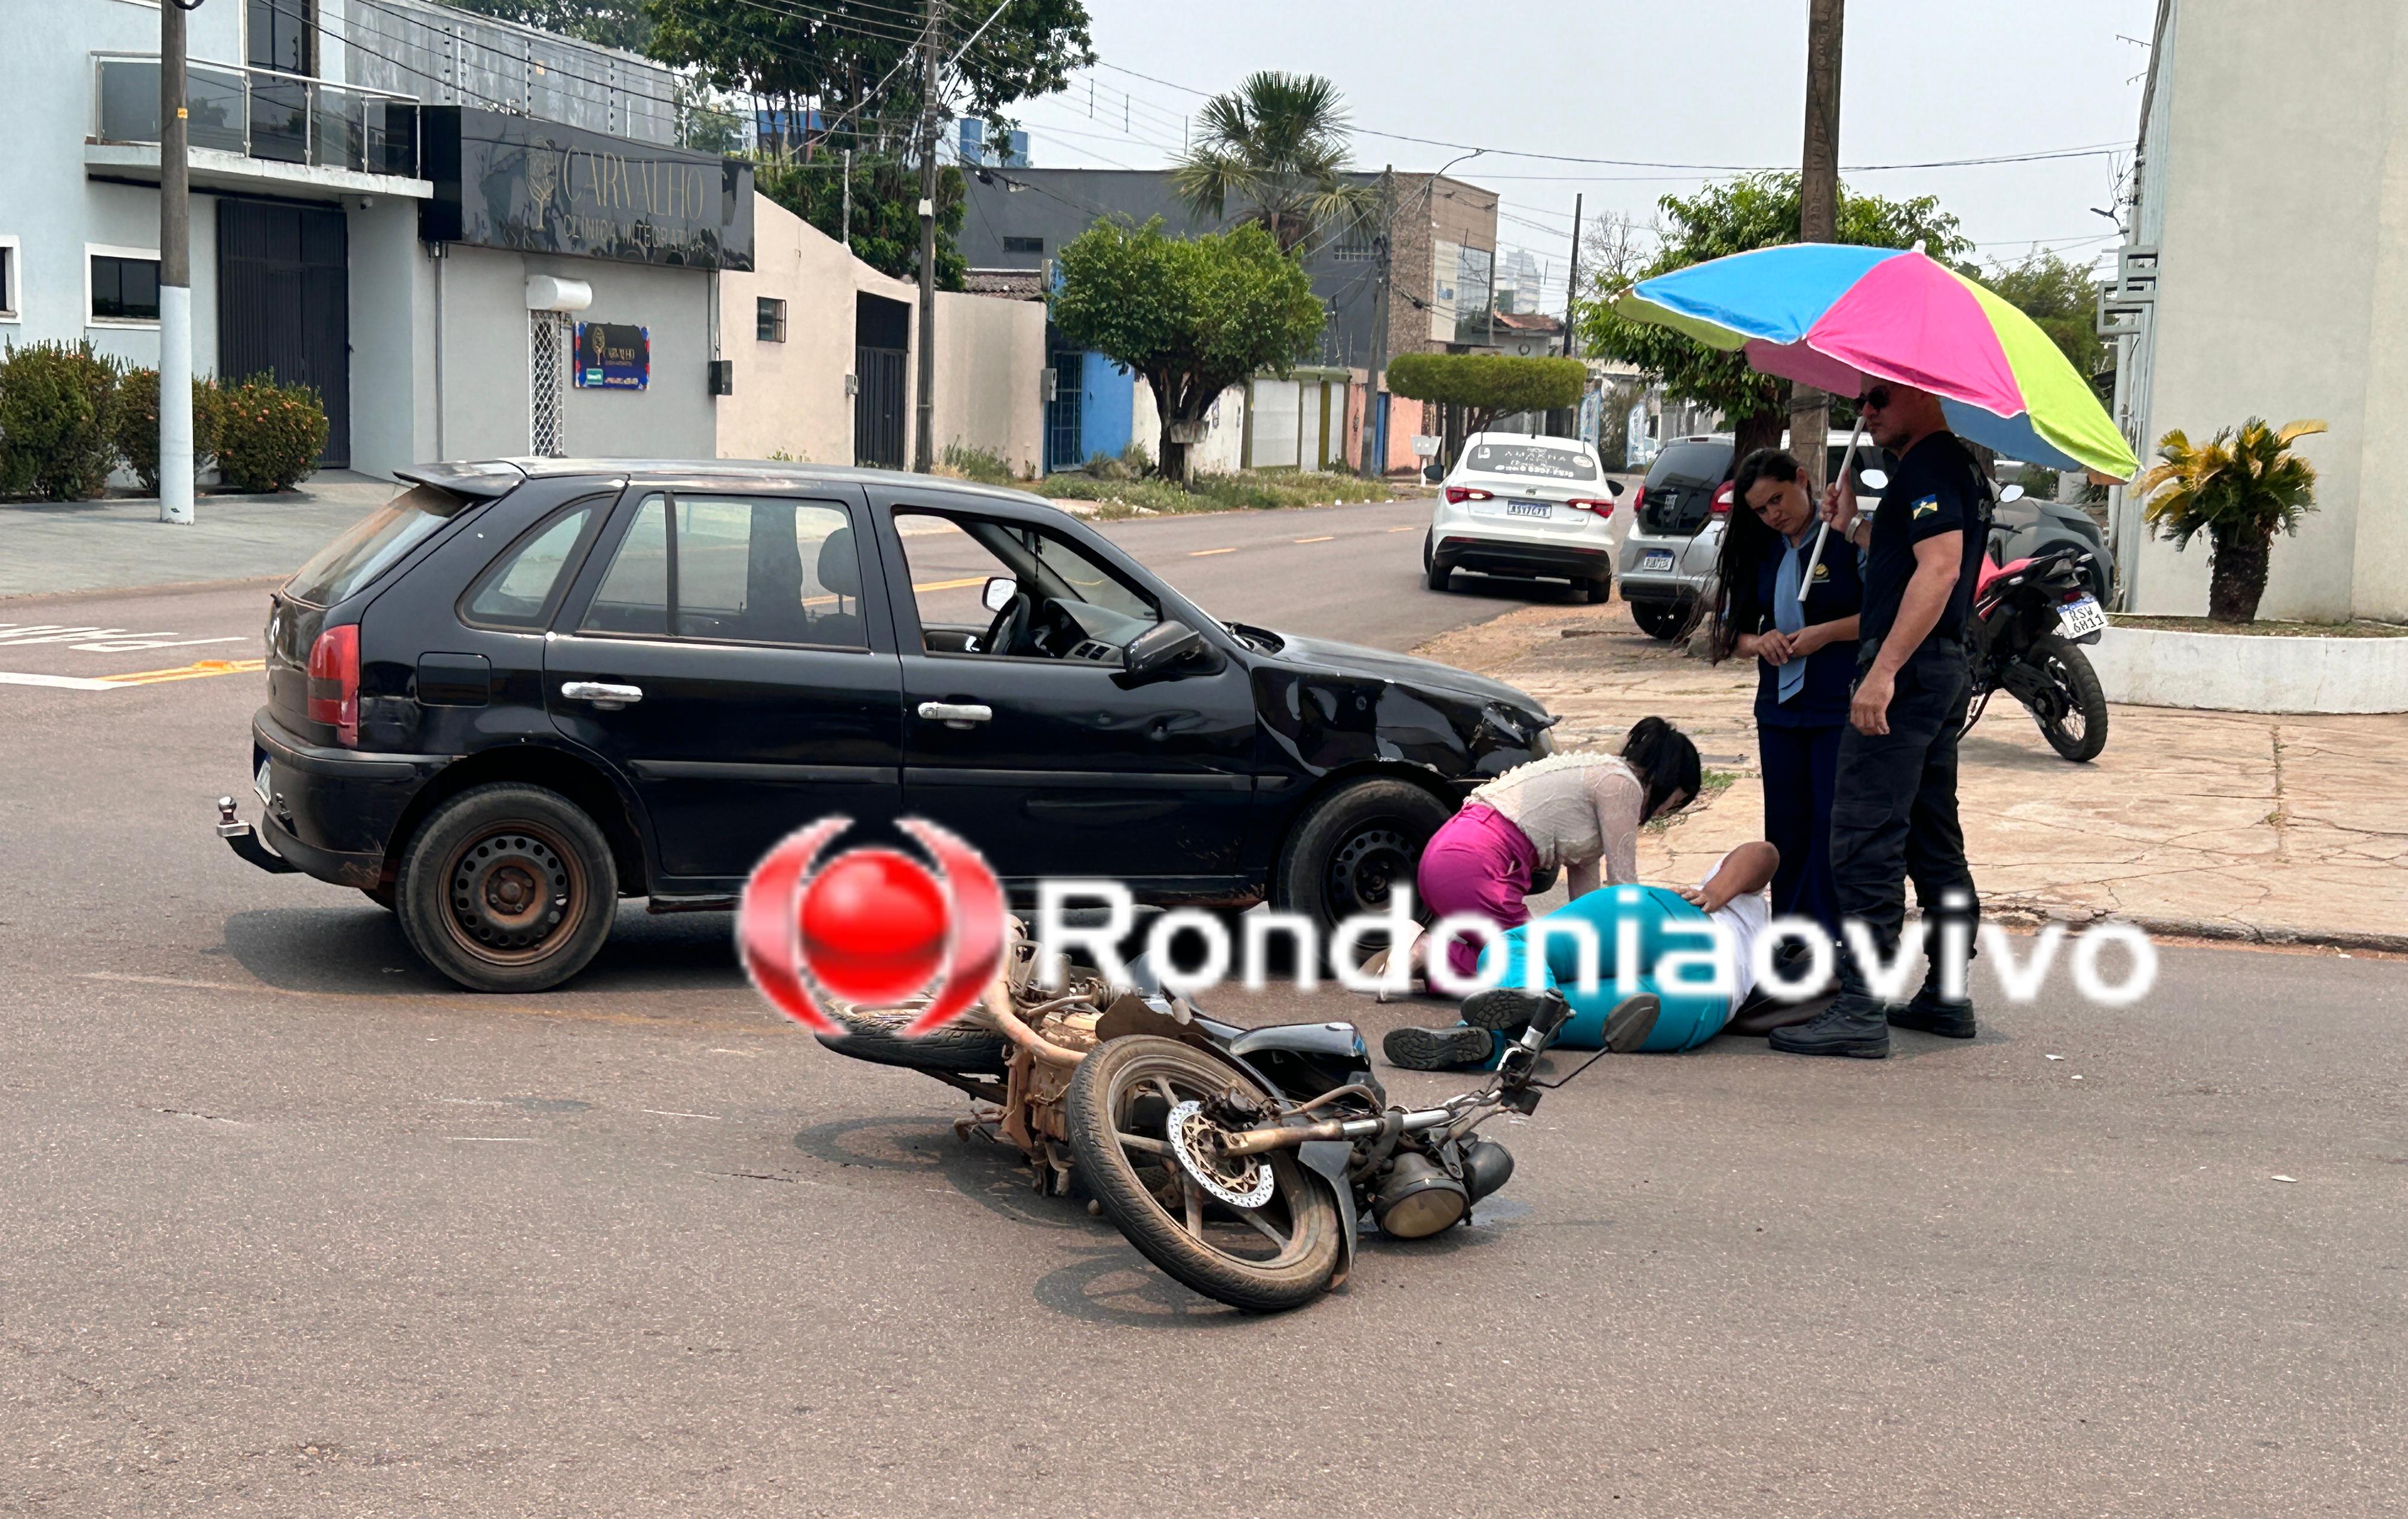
[
  {"left": 0, "top": 621, "right": 250, "bottom": 653},
  {"left": 1389, "top": 525, "right": 1420, "bottom": 532},
  {"left": 447, "top": 1136, "right": 542, "bottom": 1143},
  {"left": 0, "top": 657, "right": 267, "bottom": 691},
  {"left": 1293, "top": 535, "right": 1335, "bottom": 544},
  {"left": 643, "top": 1109, "right": 728, "bottom": 1121},
  {"left": 911, "top": 576, "right": 990, "bottom": 592},
  {"left": 1188, "top": 547, "right": 1236, "bottom": 556}
]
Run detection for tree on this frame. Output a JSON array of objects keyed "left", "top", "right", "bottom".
[
  {"left": 1983, "top": 250, "right": 2109, "bottom": 400},
  {"left": 1170, "top": 72, "right": 1377, "bottom": 254},
  {"left": 2137, "top": 417, "right": 2326, "bottom": 623},
  {"left": 1051, "top": 219, "right": 1326, "bottom": 483},
  {"left": 1578, "top": 171, "right": 1971, "bottom": 459},
  {"left": 755, "top": 155, "right": 966, "bottom": 287},
  {"left": 1384, "top": 355, "right": 1588, "bottom": 462}
]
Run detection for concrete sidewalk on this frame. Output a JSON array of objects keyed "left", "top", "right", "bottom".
[
  {"left": 0, "top": 475, "right": 395, "bottom": 600},
  {"left": 1419, "top": 598, "right": 2408, "bottom": 951}
]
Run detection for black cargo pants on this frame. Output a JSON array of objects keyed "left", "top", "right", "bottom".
[{"left": 1829, "top": 636, "right": 1981, "bottom": 1001}]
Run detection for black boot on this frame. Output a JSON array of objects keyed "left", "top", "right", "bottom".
[
  {"left": 1382, "top": 1025, "right": 1495, "bottom": 1071},
  {"left": 1767, "top": 994, "right": 1892, "bottom": 1059},
  {"left": 1888, "top": 985, "right": 1977, "bottom": 1039}
]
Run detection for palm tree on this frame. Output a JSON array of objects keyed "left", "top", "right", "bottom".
[
  {"left": 2136, "top": 417, "right": 2326, "bottom": 623},
  {"left": 1171, "top": 72, "right": 1377, "bottom": 255}
]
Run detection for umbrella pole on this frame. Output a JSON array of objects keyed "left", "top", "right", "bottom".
[{"left": 1797, "top": 413, "right": 1868, "bottom": 599}]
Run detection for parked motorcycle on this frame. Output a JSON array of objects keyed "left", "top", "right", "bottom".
[
  {"left": 1964, "top": 485, "right": 2111, "bottom": 761},
  {"left": 815, "top": 930, "right": 1610, "bottom": 1312}
]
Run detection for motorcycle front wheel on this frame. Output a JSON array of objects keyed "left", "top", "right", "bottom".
[
  {"left": 2028, "top": 633, "right": 2110, "bottom": 762},
  {"left": 1064, "top": 1035, "right": 1344, "bottom": 1312}
]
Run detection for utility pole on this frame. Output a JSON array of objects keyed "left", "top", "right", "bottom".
[
  {"left": 1360, "top": 165, "right": 1393, "bottom": 482},
  {"left": 1792, "top": 0, "right": 1844, "bottom": 493},
  {"left": 841, "top": 147, "right": 852, "bottom": 252},
  {"left": 911, "top": 0, "right": 943, "bottom": 472},
  {"left": 1560, "top": 192, "right": 1583, "bottom": 358},
  {"left": 158, "top": 0, "right": 199, "bottom": 525}
]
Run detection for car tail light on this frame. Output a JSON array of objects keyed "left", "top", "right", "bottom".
[
  {"left": 306, "top": 623, "right": 360, "bottom": 748},
  {"left": 1444, "top": 485, "right": 1493, "bottom": 505},
  {"left": 1627, "top": 484, "right": 1646, "bottom": 519},
  {"left": 1565, "top": 497, "right": 1614, "bottom": 513},
  {"left": 1710, "top": 481, "right": 1735, "bottom": 515}
]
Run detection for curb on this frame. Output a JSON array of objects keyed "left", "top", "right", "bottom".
[
  {"left": 0, "top": 573, "right": 287, "bottom": 605},
  {"left": 1985, "top": 895, "right": 2408, "bottom": 955}
]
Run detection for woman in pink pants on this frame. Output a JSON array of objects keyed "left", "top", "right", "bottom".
[{"left": 1412, "top": 717, "right": 1702, "bottom": 980}]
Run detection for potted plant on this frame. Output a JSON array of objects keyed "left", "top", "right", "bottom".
[{"left": 2137, "top": 417, "right": 2325, "bottom": 623}]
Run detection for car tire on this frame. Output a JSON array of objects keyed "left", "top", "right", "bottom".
[
  {"left": 394, "top": 782, "right": 618, "bottom": 993},
  {"left": 1271, "top": 778, "right": 1452, "bottom": 961},
  {"left": 1630, "top": 600, "right": 1689, "bottom": 641},
  {"left": 1582, "top": 574, "right": 1613, "bottom": 605},
  {"left": 1426, "top": 561, "right": 1451, "bottom": 592}
]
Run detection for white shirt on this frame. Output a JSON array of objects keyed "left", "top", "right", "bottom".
[{"left": 1701, "top": 849, "right": 1773, "bottom": 1004}]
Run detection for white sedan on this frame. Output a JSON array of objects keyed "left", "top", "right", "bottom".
[{"left": 1423, "top": 433, "right": 1624, "bottom": 602}]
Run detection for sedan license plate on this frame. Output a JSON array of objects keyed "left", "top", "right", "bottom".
[
  {"left": 1504, "top": 500, "right": 1553, "bottom": 519},
  {"left": 2056, "top": 595, "right": 2108, "bottom": 638},
  {"left": 253, "top": 759, "right": 272, "bottom": 807},
  {"left": 1641, "top": 551, "right": 1676, "bottom": 572}
]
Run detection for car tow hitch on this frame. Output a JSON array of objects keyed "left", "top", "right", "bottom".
[{"left": 216, "top": 796, "right": 297, "bottom": 875}]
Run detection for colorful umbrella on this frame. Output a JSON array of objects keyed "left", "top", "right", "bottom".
[{"left": 1614, "top": 244, "right": 2139, "bottom": 482}]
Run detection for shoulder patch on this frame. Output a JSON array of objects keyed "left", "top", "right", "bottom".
[{"left": 1911, "top": 495, "right": 1940, "bottom": 519}]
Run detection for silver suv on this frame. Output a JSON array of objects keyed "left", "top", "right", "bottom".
[{"left": 1615, "top": 437, "right": 1734, "bottom": 639}]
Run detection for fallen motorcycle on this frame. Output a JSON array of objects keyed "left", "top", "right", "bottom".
[
  {"left": 1965, "top": 538, "right": 2111, "bottom": 762},
  {"left": 815, "top": 932, "right": 1614, "bottom": 1312}
]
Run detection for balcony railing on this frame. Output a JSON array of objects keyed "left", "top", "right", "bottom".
[{"left": 93, "top": 53, "right": 420, "bottom": 180}]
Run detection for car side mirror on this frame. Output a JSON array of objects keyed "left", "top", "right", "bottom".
[
  {"left": 981, "top": 575, "right": 1017, "bottom": 613},
  {"left": 1123, "top": 619, "right": 1207, "bottom": 682},
  {"left": 1856, "top": 467, "right": 1889, "bottom": 492},
  {"left": 1998, "top": 483, "right": 2026, "bottom": 503}
]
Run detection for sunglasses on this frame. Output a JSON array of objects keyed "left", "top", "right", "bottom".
[{"left": 1861, "top": 386, "right": 1896, "bottom": 411}]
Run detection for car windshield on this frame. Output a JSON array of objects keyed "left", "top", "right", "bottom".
[
  {"left": 285, "top": 484, "right": 469, "bottom": 606},
  {"left": 1647, "top": 441, "right": 1729, "bottom": 488},
  {"left": 1463, "top": 441, "right": 1598, "bottom": 482}
]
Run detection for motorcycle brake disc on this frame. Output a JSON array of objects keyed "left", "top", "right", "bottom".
[{"left": 1165, "top": 1099, "right": 1277, "bottom": 1210}]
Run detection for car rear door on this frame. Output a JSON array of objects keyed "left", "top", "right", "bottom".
[
  {"left": 542, "top": 478, "right": 904, "bottom": 894},
  {"left": 868, "top": 487, "right": 1261, "bottom": 899}
]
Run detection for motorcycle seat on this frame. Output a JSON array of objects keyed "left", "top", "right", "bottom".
[{"left": 1977, "top": 555, "right": 2032, "bottom": 599}]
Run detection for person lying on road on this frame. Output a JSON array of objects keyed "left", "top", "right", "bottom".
[{"left": 1383, "top": 841, "right": 1780, "bottom": 1069}]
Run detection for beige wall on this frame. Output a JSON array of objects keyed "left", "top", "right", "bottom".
[
  {"left": 2128, "top": 0, "right": 2408, "bottom": 620},
  {"left": 929, "top": 288, "right": 1046, "bottom": 478},
  {"left": 715, "top": 196, "right": 917, "bottom": 466}
]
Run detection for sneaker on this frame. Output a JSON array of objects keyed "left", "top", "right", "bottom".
[
  {"left": 1889, "top": 986, "right": 1977, "bottom": 1039},
  {"left": 1458, "top": 986, "right": 1558, "bottom": 1038},
  {"left": 1767, "top": 995, "right": 1892, "bottom": 1059},
  {"left": 1382, "top": 1024, "right": 1495, "bottom": 1071}
]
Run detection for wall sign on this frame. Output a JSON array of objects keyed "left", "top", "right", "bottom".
[
  {"left": 574, "top": 323, "right": 649, "bottom": 390},
  {"left": 420, "top": 107, "right": 756, "bottom": 270}
]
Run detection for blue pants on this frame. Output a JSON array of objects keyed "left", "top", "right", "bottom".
[
  {"left": 1476, "top": 885, "right": 1735, "bottom": 1053},
  {"left": 1759, "top": 720, "right": 1844, "bottom": 942}
]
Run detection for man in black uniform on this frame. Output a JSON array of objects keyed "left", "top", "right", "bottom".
[{"left": 1770, "top": 380, "right": 1985, "bottom": 1059}]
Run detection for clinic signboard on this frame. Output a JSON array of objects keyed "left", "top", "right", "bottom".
[
  {"left": 418, "top": 107, "right": 755, "bottom": 270},
  {"left": 574, "top": 323, "right": 649, "bottom": 390}
]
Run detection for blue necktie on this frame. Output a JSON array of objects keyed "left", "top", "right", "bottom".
[{"left": 1774, "top": 539, "right": 1806, "bottom": 705}]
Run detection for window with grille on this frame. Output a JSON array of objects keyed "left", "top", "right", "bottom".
[
  {"left": 756, "top": 297, "right": 786, "bottom": 343},
  {"left": 529, "top": 310, "right": 569, "bottom": 457}
]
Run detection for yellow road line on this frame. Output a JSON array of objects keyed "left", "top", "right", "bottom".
[
  {"left": 1389, "top": 525, "right": 1420, "bottom": 532},
  {"left": 99, "top": 657, "right": 266, "bottom": 686},
  {"left": 1188, "top": 547, "right": 1236, "bottom": 556},
  {"left": 1293, "top": 535, "right": 1335, "bottom": 544},
  {"left": 911, "top": 576, "right": 990, "bottom": 592}
]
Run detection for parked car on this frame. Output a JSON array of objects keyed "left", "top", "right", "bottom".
[
  {"left": 217, "top": 460, "right": 1558, "bottom": 992},
  {"left": 1423, "top": 433, "right": 1623, "bottom": 602}
]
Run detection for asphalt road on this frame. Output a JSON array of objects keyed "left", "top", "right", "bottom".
[{"left": 5, "top": 499, "right": 2404, "bottom": 1517}]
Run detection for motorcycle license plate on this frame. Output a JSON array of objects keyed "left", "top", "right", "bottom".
[
  {"left": 1505, "top": 500, "right": 1553, "bottom": 519},
  {"left": 1641, "top": 551, "right": 1675, "bottom": 571},
  {"left": 2056, "top": 595, "right": 2108, "bottom": 638}
]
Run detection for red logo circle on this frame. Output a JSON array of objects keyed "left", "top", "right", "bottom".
[{"left": 737, "top": 817, "right": 1006, "bottom": 1037}]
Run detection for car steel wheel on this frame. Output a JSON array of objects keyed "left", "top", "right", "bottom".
[
  {"left": 1326, "top": 822, "right": 1411, "bottom": 918},
  {"left": 440, "top": 820, "right": 586, "bottom": 967}
]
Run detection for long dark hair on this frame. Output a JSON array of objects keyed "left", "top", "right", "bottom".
[
  {"left": 1621, "top": 717, "right": 1701, "bottom": 820},
  {"left": 1706, "top": 448, "right": 1805, "bottom": 665}
]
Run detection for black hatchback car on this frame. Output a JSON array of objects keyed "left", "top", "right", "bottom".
[{"left": 220, "top": 460, "right": 1558, "bottom": 991}]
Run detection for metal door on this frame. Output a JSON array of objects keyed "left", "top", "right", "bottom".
[
  {"left": 217, "top": 199, "right": 349, "bottom": 468},
  {"left": 1045, "top": 346, "right": 1083, "bottom": 472},
  {"left": 854, "top": 346, "right": 907, "bottom": 468}
]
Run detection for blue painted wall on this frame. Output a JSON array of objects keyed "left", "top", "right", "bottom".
[{"left": 1079, "top": 351, "right": 1135, "bottom": 464}]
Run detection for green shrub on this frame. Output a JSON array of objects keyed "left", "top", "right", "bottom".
[
  {"left": 214, "top": 376, "right": 327, "bottom": 493},
  {"left": 0, "top": 340, "right": 126, "bottom": 500},
  {"left": 1034, "top": 468, "right": 1390, "bottom": 520},
  {"left": 938, "top": 442, "right": 1018, "bottom": 485},
  {"left": 116, "top": 368, "right": 226, "bottom": 494}
]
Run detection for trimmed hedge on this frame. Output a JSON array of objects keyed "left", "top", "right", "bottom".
[
  {"left": 0, "top": 341, "right": 125, "bottom": 500},
  {"left": 116, "top": 368, "right": 227, "bottom": 494},
  {"left": 214, "top": 376, "right": 328, "bottom": 493}
]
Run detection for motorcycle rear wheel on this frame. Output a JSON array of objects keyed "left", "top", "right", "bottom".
[
  {"left": 1064, "top": 1035, "right": 1344, "bottom": 1312},
  {"left": 2029, "top": 633, "right": 2109, "bottom": 762}
]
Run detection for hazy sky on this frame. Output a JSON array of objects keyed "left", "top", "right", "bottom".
[{"left": 1009, "top": 1, "right": 2160, "bottom": 306}]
